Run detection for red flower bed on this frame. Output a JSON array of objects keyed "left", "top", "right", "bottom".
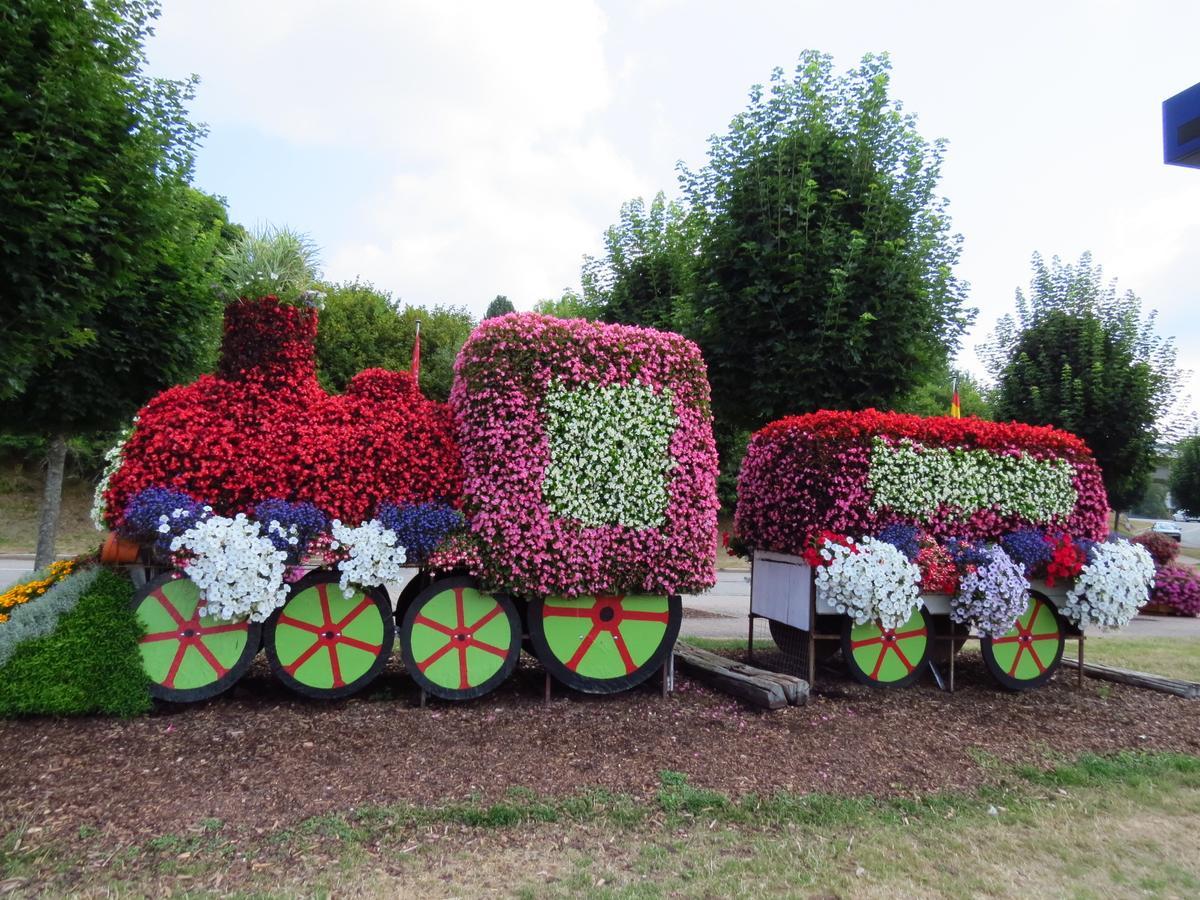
[
  {"left": 104, "top": 297, "right": 461, "bottom": 527},
  {"left": 735, "top": 409, "right": 1109, "bottom": 557}
]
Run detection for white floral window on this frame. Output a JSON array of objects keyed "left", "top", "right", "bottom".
[{"left": 541, "top": 381, "right": 678, "bottom": 529}]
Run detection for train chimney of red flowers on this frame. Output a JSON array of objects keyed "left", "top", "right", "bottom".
[{"left": 216, "top": 296, "right": 319, "bottom": 383}]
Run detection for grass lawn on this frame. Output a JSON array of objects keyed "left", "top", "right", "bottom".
[
  {"left": 0, "top": 466, "right": 99, "bottom": 556},
  {"left": 3, "top": 753, "right": 1198, "bottom": 897},
  {"left": 1081, "top": 636, "right": 1200, "bottom": 682}
]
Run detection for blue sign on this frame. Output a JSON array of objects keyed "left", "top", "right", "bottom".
[{"left": 1164, "top": 81, "right": 1200, "bottom": 168}]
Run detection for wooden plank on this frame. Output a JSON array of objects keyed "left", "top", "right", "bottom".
[
  {"left": 1062, "top": 658, "right": 1200, "bottom": 700},
  {"left": 673, "top": 643, "right": 809, "bottom": 709}
]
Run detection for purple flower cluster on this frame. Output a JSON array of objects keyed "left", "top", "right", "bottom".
[
  {"left": 876, "top": 523, "right": 920, "bottom": 561},
  {"left": 1000, "top": 528, "right": 1052, "bottom": 575},
  {"left": 377, "top": 502, "right": 464, "bottom": 564},
  {"left": 951, "top": 546, "right": 1030, "bottom": 638},
  {"left": 1151, "top": 565, "right": 1200, "bottom": 616},
  {"left": 119, "top": 486, "right": 209, "bottom": 554},
  {"left": 254, "top": 499, "right": 328, "bottom": 562},
  {"left": 943, "top": 537, "right": 992, "bottom": 568}
]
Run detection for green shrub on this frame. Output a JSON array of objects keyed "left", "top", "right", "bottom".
[
  {"left": 0, "top": 569, "right": 151, "bottom": 717},
  {"left": 0, "top": 565, "right": 100, "bottom": 668}
]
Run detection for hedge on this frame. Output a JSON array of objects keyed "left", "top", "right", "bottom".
[{"left": 0, "top": 569, "right": 151, "bottom": 717}]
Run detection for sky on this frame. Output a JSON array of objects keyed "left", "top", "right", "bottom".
[{"left": 146, "top": 0, "right": 1200, "bottom": 419}]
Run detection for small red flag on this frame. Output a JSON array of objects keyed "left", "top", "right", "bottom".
[{"left": 411, "top": 320, "right": 421, "bottom": 384}]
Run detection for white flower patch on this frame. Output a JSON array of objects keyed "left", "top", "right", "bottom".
[
  {"left": 816, "top": 537, "right": 923, "bottom": 630},
  {"left": 171, "top": 514, "right": 289, "bottom": 623},
  {"left": 1062, "top": 540, "right": 1155, "bottom": 630},
  {"left": 330, "top": 519, "right": 407, "bottom": 597},
  {"left": 540, "top": 380, "right": 678, "bottom": 529},
  {"left": 90, "top": 420, "right": 136, "bottom": 531},
  {"left": 867, "top": 438, "right": 1077, "bottom": 521}
]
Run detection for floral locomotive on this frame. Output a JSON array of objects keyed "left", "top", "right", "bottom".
[
  {"left": 735, "top": 410, "right": 1155, "bottom": 690},
  {"left": 96, "top": 297, "right": 718, "bottom": 702}
]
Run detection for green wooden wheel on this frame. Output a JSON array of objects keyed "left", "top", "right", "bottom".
[
  {"left": 265, "top": 570, "right": 393, "bottom": 699},
  {"left": 528, "top": 594, "right": 681, "bottom": 694},
  {"left": 981, "top": 592, "right": 1065, "bottom": 691},
  {"left": 841, "top": 607, "right": 931, "bottom": 688},
  {"left": 399, "top": 575, "right": 521, "bottom": 701},
  {"left": 132, "top": 571, "right": 260, "bottom": 703}
]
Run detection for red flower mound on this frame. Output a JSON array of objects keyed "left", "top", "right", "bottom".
[
  {"left": 735, "top": 409, "right": 1109, "bottom": 557},
  {"left": 104, "top": 297, "right": 462, "bottom": 527}
]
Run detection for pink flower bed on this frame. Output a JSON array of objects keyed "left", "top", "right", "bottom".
[
  {"left": 451, "top": 313, "right": 719, "bottom": 597},
  {"left": 735, "top": 409, "right": 1109, "bottom": 557}
]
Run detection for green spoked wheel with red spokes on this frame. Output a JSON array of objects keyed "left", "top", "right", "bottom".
[
  {"left": 981, "top": 592, "right": 1066, "bottom": 691},
  {"left": 265, "top": 570, "right": 394, "bottom": 699},
  {"left": 528, "top": 594, "right": 681, "bottom": 694},
  {"left": 132, "top": 572, "right": 261, "bottom": 703},
  {"left": 841, "top": 607, "right": 931, "bottom": 688},
  {"left": 399, "top": 576, "right": 521, "bottom": 701}
]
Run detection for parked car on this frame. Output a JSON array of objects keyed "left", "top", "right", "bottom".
[{"left": 1152, "top": 521, "right": 1183, "bottom": 542}]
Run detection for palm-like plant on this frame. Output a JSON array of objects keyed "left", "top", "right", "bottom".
[{"left": 217, "top": 224, "right": 322, "bottom": 305}]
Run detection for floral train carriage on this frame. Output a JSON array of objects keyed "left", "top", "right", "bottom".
[
  {"left": 97, "top": 301, "right": 717, "bottom": 703},
  {"left": 735, "top": 410, "right": 1155, "bottom": 691}
]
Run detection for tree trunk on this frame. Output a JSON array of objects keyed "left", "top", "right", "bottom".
[{"left": 34, "top": 434, "right": 68, "bottom": 569}]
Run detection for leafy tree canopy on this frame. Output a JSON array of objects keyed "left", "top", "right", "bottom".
[
  {"left": 532, "top": 289, "right": 600, "bottom": 321},
  {"left": 1170, "top": 435, "right": 1200, "bottom": 515},
  {"left": 583, "top": 193, "right": 699, "bottom": 335},
  {"left": 314, "top": 280, "right": 474, "bottom": 402},
  {"left": 981, "top": 253, "right": 1177, "bottom": 512},
  {"left": 484, "top": 295, "right": 515, "bottom": 319},
  {"left": 681, "top": 51, "right": 972, "bottom": 432},
  {"left": 0, "top": 0, "right": 205, "bottom": 401}
]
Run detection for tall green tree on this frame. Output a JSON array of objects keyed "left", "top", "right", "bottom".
[
  {"left": 1170, "top": 435, "right": 1200, "bottom": 515},
  {"left": 0, "top": 0, "right": 203, "bottom": 400},
  {"left": 0, "top": 0, "right": 219, "bottom": 565},
  {"left": 981, "top": 253, "right": 1177, "bottom": 514},
  {"left": 532, "top": 289, "right": 600, "bottom": 321},
  {"left": 314, "top": 281, "right": 474, "bottom": 402},
  {"left": 484, "top": 295, "right": 514, "bottom": 319},
  {"left": 582, "top": 193, "right": 699, "bottom": 334},
  {"left": 681, "top": 52, "right": 972, "bottom": 432},
  {"left": 891, "top": 366, "right": 991, "bottom": 419}
]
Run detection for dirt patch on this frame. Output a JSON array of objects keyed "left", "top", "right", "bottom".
[
  {"left": 1, "top": 650, "right": 1198, "bottom": 850},
  {"left": 681, "top": 606, "right": 731, "bottom": 619}
]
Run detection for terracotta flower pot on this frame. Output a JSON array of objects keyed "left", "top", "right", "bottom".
[{"left": 100, "top": 532, "right": 140, "bottom": 565}]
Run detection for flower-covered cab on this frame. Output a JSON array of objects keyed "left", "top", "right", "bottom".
[{"left": 736, "top": 410, "right": 1154, "bottom": 690}]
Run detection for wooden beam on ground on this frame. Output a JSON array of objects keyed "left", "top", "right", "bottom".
[
  {"left": 1063, "top": 657, "right": 1200, "bottom": 700},
  {"left": 673, "top": 643, "right": 809, "bottom": 709}
]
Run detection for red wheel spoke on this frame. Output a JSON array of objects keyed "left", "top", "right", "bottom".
[
  {"left": 284, "top": 640, "right": 324, "bottom": 676},
  {"left": 1007, "top": 642, "right": 1027, "bottom": 677},
  {"left": 196, "top": 622, "right": 247, "bottom": 636},
  {"left": 543, "top": 603, "right": 597, "bottom": 617},
  {"left": 278, "top": 615, "right": 323, "bottom": 634},
  {"left": 891, "top": 627, "right": 927, "bottom": 640},
  {"left": 193, "top": 640, "right": 229, "bottom": 678},
  {"left": 1027, "top": 641, "right": 1047, "bottom": 674},
  {"left": 317, "top": 583, "right": 333, "bottom": 629},
  {"left": 991, "top": 634, "right": 1023, "bottom": 644},
  {"left": 467, "top": 604, "right": 502, "bottom": 632},
  {"left": 851, "top": 635, "right": 885, "bottom": 649},
  {"left": 869, "top": 645, "right": 889, "bottom": 680},
  {"left": 335, "top": 635, "right": 382, "bottom": 655},
  {"left": 327, "top": 644, "right": 345, "bottom": 688},
  {"left": 414, "top": 614, "right": 456, "bottom": 636},
  {"left": 467, "top": 638, "right": 509, "bottom": 659},
  {"left": 417, "top": 641, "right": 456, "bottom": 673},
  {"left": 458, "top": 646, "right": 470, "bottom": 689},
  {"left": 454, "top": 588, "right": 465, "bottom": 630},
  {"left": 153, "top": 589, "right": 187, "bottom": 627},
  {"left": 565, "top": 624, "right": 603, "bottom": 672},
  {"left": 162, "top": 643, "right": 189, "bottom": 688},
  {"left": 142, "top": 630, "right": 182, "bottom": 643},
  {"left": 616, "top": 610, "right": 670, "bottom": 623},
  {"left": 614, "top": 633, "right": 637, "bottom": 675},
  {"left": 892, "top": 642, "right": 916, "bottom": 674},
  {"left": 335, "top": 597, "right": 374, "bottom": 631}
]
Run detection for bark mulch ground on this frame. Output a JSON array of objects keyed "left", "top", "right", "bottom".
[{"left": 1, "top": 649, "right": 1197, "bottom": 851}]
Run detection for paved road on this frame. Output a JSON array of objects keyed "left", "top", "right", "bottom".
[{"left": 1130, "top": 518, "right": 1200, "bottom": 548}]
